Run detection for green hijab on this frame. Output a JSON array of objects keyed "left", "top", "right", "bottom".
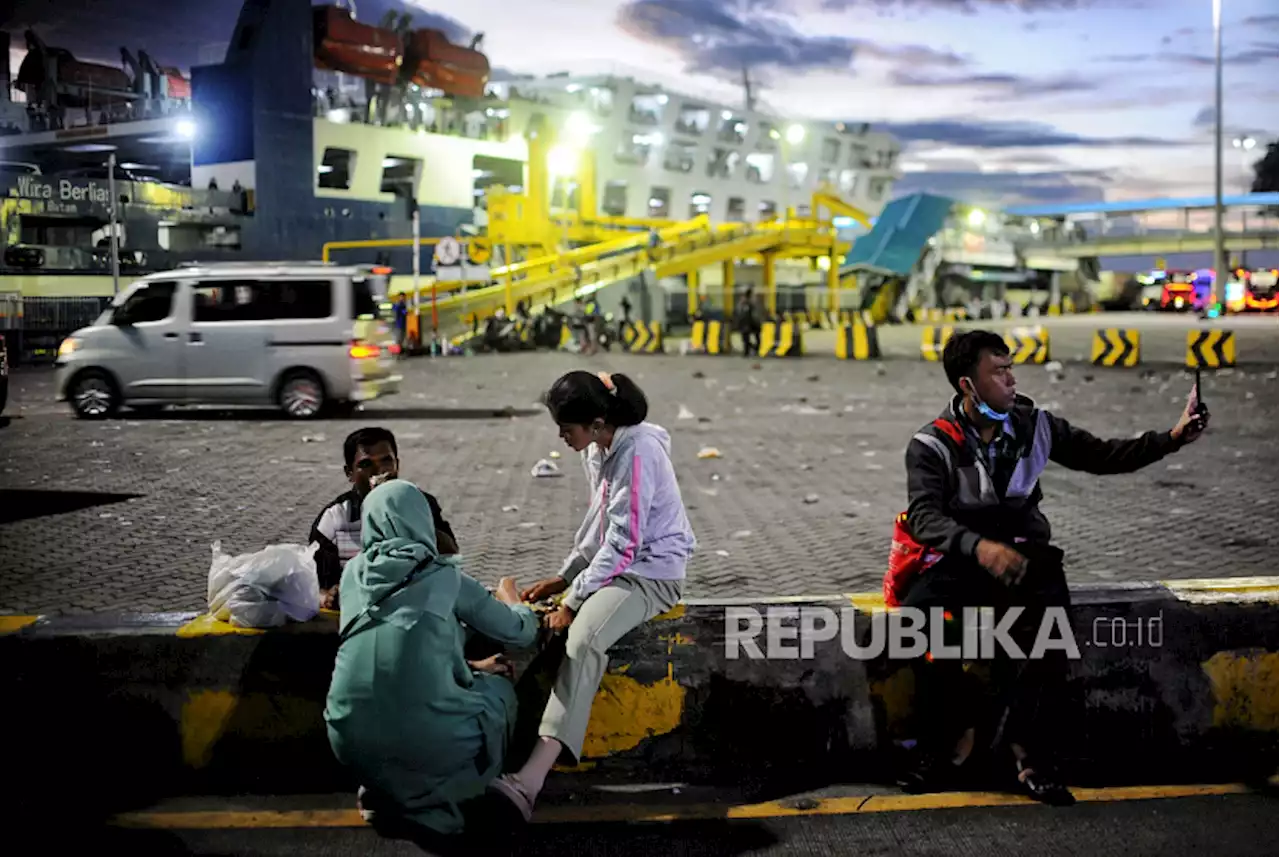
[{"left": 346, "top": 479, "right": 461, "bottom": 632}]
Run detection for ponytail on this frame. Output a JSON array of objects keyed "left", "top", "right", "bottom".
[
  {"left": 545, "top": 370, "right": 649, "bottom": 428},
  {"left": 604, "top": 373, "right": 648, "bottom": 426}
]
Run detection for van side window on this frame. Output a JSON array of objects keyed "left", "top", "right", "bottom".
[
  {"left": 352, "top": 279, "right": 379, "bottom": 319},
  {"left": 115, "top": 281, "right": 176, "bottom": 324},
  {"left": 192, "top": 280, "right": 334, "bottom": 322}
]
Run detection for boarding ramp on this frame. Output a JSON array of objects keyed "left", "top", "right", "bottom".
[{"left": 840, "top": 193, "right": 956, "bottom": 320}]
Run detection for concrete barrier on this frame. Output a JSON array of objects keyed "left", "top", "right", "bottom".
[{"left": 1, "top": 578, "right": 1275, "bottom": 817}]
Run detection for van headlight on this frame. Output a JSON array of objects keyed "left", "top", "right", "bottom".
[{"left": 58, "top": 337, "right": 81, "bottom": 358}]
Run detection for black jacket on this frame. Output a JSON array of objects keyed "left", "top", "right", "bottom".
[{"left": 905, "top": 394, "right": 1181, "bottom": 558}]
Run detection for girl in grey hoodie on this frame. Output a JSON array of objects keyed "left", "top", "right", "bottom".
[{"left": 489, "top": 370, "right": 695, "bottom": 821}]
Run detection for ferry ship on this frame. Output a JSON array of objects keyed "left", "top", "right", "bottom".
[{"left": 0, "top": 0, "right": 901, "bottom": 349}]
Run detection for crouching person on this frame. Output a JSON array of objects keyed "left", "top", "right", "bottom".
[
  {"left": 324, "top": 480, "right": 538, "bottom": 837},
  {"left": 888, "top": 330, "right": 1208, "bottom": 806}
]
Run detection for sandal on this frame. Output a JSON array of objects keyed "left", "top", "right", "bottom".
[
  {"left": 487, "top": 773, "right": 536, "bottom": 822},
  {"left": 1014, "top": 757, "right": 1076, "bottom": 807}
]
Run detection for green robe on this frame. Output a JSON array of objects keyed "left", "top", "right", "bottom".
[{"left": 324, "top": 480, "right": 537, "bottom": 834}]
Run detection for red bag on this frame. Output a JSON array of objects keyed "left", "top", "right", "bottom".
[
  {"left": 882, "top": 418, "right": 963, "bottom": 607},
  {"left": 884, "top": 513, "right": 943, "bottom": 607}
]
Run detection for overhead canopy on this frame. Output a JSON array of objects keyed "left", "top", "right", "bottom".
[{"left": 1005, "top": 192, "right": 1280, "bottom": 218}]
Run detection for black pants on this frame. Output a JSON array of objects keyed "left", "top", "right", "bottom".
[
  {"left": 740, "top": 326, "right": 759, "bottom": 356},
  {"left": 901, "top": 543, "right": 1072, "bottom": 763}
]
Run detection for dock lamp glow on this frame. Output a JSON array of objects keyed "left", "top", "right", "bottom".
[{"left": 785, "top": 123, "right": 806, "bottom": 146}]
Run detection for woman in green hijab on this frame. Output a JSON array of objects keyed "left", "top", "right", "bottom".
[{"left": 324, "top": 479, "right": 538, "bottom": 835}]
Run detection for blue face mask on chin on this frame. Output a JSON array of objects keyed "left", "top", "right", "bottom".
[{"left": 966, "top": 378, "right": 1009, "bottom": 422}]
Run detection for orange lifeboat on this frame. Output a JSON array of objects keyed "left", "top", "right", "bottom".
[
  {"left": 403, "top": 28, "right": 489, "bottom": 99},
  {"left": 312, "top": 5, "right": 401, "bottom": 85},
  {"left": 16, "top": 46, "right": 133, "bottom": 98},
  {"left": 160, "top": 67, "right": 191, "bottom": 100}
]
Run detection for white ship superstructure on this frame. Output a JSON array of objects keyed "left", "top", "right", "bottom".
[{"left": 497, "top": 74, "right": 901, "bottom": 224}]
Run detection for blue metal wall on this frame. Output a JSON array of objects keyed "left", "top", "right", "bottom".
[{"left": 190, "top": 0, "right": 474, "bottom": 262}]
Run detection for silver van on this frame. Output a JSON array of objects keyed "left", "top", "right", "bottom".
[{"left": 55, "top": 262, "right": 402, "bottom": 419}]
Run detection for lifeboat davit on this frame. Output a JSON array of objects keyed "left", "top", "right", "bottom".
[
  {"left": 312, "top": 5, "right": 401, "bottom": 85},
  {"left": 403, "top": 28, "right": 489, "bottom": 99}
]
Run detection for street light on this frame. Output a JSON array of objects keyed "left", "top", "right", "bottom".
[
  {"left": 1233, "top": 136, "right": 1257, "bottom": 192},
  {"left": 1211, "top": 0, "right": 1225, "bottom": 316}
]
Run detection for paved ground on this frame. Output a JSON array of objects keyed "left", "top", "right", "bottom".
[
  {"left": 81, "top": 794, "right": 1280, "bottom": 856},
  {"left": 1, "top": 320, "right": 1276, "bottom": 614}
]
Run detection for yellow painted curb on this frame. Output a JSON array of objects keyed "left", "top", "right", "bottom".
[{"left": 0, "top": 616, "right": 39, "bottom": 635}]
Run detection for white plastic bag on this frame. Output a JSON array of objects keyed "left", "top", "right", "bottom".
[{"left": 207, "top": 540, "right": 322, "bottom": 628}]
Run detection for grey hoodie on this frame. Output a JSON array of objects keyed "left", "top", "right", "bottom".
[{"left": 557, "top": 422, "right": 696, "bottom": 611}]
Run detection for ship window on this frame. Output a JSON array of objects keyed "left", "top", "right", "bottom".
[
  {"left": 689, "top": 191, "right": 711, "bottom": 217},
  {"left": 787, "top": 162, "right": 808, "bottom": 190},
  {"left": 603, "top": 181, "right": 627, "bottom": 217},
  {"left": 589, "top": 86, "right": 614, "bottom": 118},
  {"left": 717, "top": 113, "right": 746, "bottom": 144},
  {"left": 648, "top": 187, "right": 670, "bottom": 218},
  {"left": 318, "top": 147, "right": 354, "bottom": 190},
  {"left": 662, "top": 141, "right": 697, "bottom": 174},
  {"left": 726, "top": 197, "right": 746, "bottom": 221},
  {"left": 675, "top": 104, "right": 709, "bottom": 137},
  {"left": 756, "top": 122, "right": 778, "bottom": 152},
  {"left": 381, "top": 156, "right": 421, "bottom": 195},
  {"left": 744, "top": 152, "right": 773, "bottom": 184},
  {"left": 473, "top": 155, "right": 523, "bottom": 203},
  {"left": 628, "top": 94, "right": 664, "bottom": 126},
  {"left": 849, "top": 145, "right": 873, "bottom": 169},
  {"left": 706, "top": 148, "right": 739, "bottom": 180},
  {"left": 758, "top": 200, "right": 777, "bottom": 219},
  {"left": 821, "top": 138, "right": 840, "bottom": 165},
  {"left": 615, "top": 132, "right": 660, "bottom": 166},
  {"left": 868, "top": 178, "right": 889, "bottom": 201}
]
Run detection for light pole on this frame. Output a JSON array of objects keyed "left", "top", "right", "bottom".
[
  {"left": 1211, "top": 0, "right": 1225, "bottom": 315},
  {"left": 107, "top": 152, "right": 120, "bottom": 296}
]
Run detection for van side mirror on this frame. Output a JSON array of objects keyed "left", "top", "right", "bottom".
[{"left": 112, "top": 310, "right": 133, "bottom": 326}]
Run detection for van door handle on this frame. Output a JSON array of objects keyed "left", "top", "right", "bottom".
[
  {"left": 163, "top": 332, "right": 179, "bottom": 340},
  {"left": 188, "top": 332, "right": 203, "bottom": 344}
]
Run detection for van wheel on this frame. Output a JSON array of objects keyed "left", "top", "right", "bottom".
[
  {"left": 69, "top": 370, "right": 120, "bottom": 420},
  {"left": 278, "top": 370, "right": 326, "bottom": 420}
]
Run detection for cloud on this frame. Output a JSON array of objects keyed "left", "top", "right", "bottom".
[
  {"left": 815, "top": 0, "right": 1136, "bottom": 12},
  {"left": 1243, "top": 13, "right": 1280, "bottom": 27},
  {"left": 894, "top": 167, "right": 1113, "bottom": 207},
  {"left": 876, "top": 118, "right": 1191, "bottom": 149},
  {"left": 1100, "top": 41, "right": 1279, "bottom": 68},
  {"left": 890, "top": 69, "right": 1098, "bottom": 99},
  {"left": 617, "top": 0, "right": 857, "bottom": 77},
  {"left": 615, "top": 0, "right": 964, "bottom": 79}
]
